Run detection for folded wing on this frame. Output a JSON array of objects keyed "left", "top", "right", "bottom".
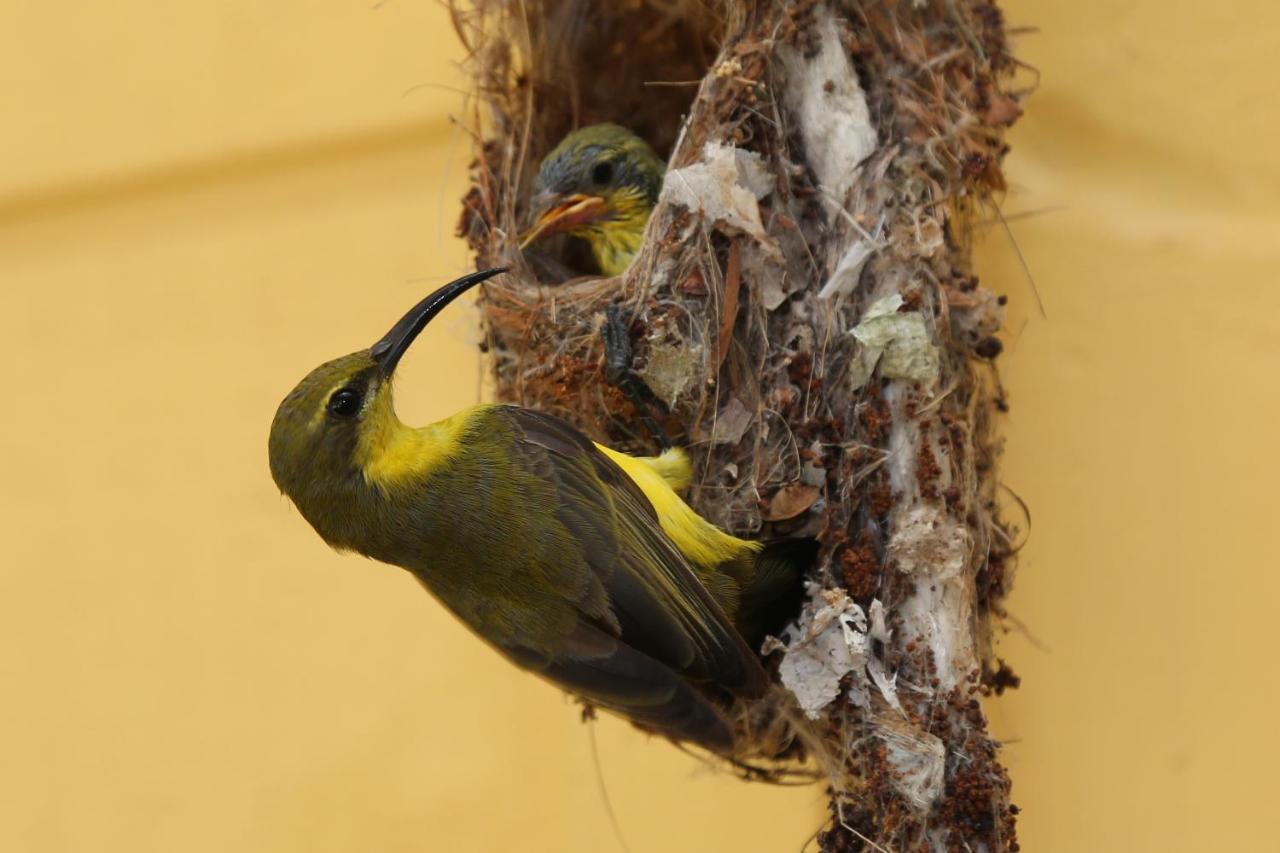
[{"left": 497, "top": 406, "right": 767, "bottom": 750}]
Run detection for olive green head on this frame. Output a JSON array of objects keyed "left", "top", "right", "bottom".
[
  {"left": 268, "top": 350, "right": 381, "bottom": 509},
  {"left": 267, "top": 269, "right": 506, "bottom": 546},
  {"left": 522, "top": 123, "right": 665, "bottom": 276}
]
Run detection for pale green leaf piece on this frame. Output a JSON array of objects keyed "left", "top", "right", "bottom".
[{"left": 849, "top": 294, "right": 940, "bottom": 388}]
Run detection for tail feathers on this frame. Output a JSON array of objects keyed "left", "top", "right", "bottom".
[
  {"left": 735, "top": 538, "right": 818, "bottom": 647},
  {"left": 506, "top": 621, "right": 737, "bottom": 754}
]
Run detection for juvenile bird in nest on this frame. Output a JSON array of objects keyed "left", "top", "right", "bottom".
[
  {"left": 268, "top": 269, "right": 814, "bottom": 754},
  {"left": 521, "top": 123, "right": 665, "bottom": 277}
]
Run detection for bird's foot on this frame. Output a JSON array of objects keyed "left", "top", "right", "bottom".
[{"left": 601, "top": 304, "right": 673, "bottom": 451}]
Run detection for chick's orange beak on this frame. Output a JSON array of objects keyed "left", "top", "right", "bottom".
[{"left": 519, "top": 193, "right": 608, "bottom": 249}]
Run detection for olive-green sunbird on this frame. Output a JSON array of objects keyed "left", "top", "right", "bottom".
[
  {"left": 268, "top": 269, "right": 812, "bottom": 753},
  {"left": 521, "top": 123, "right": 664, "bottom": 277}
]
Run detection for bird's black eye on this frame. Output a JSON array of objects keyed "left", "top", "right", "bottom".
[
  {"left": 591, "top": 160, "right": 616, "bottom": 186},
  {"left": 327, "top": 387, "right": 363, "bottom": 419}
]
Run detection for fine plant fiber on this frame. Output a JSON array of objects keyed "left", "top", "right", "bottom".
[{"left": 452, "top": 1, "right": 1027, "bottom": 849}]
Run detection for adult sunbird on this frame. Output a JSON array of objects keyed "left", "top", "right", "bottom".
[
  {"left": 521, "top": 123, "right": 665, "bottom": 277},
  {"left": 268, "top": 269, "right": 811, "bottom": 753}
]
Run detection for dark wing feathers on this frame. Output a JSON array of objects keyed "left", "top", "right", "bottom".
[
  {"left": 502, "top": 620, "right": 735, "bottom": 753},
  {"left": 496, "top": 407, "right": 766, "bottom": 748}
]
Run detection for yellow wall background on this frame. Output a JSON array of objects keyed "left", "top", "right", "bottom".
[
  {"left": 1, "top": 2, "right": 1275, "bottom": 851},
  {"left": 984, "top": 1, "right": 1280, "bottom": 849}
]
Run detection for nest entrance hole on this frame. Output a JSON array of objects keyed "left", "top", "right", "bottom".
[
  {"left": 456, "top": 0, "right": 736, "bottom": 280},
  {"left": 515, "top": 1, "right": 723, "bottom": 163}
]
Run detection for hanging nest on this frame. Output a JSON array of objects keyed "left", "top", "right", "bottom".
[{"left": 452, "top": 0, "right": 1028, "bottom": 848}]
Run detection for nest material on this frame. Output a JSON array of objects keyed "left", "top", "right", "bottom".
[{"left": 453, "top": 1, "right": 1026, "bottom": 849}]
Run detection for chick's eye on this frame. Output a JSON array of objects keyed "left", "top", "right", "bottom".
[
  {"left": 591, "top": 160, "right": 615, "bottom": 186},
  {"left": 327, "top": 387, "right": 363, "bottom": 418}
]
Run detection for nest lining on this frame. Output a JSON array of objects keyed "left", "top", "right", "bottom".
[{"left": 452, "top": 1, "right": 1025, "bottom": 849}]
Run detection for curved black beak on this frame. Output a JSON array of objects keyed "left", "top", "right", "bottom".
[{"left": 370, "top": 267, "right": 506, "bottom": 377}]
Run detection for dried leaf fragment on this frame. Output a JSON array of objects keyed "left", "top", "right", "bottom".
[
  {"left": 764, "top": 589, "right": 870, "bottom": 719},
  {"left": 848, "top": 294, "right": 940, "bottom": 388},
  {"left": 878, "top": 715, "right": 946, "bottom": 812},
  {"left": 636, "top": 341, "right": 698, "bottom": 409},
  {"left": 698, "top": 397, "right": 753, "bottom": 446},
  {"left": 818, "top": 237, "right": 878, "bottom": 299},
  {"left": 764, "top": 483, "right": 820, "bottom": 521},
  {"left": 715, "top": 242, "right": 742, "bottom": 369},
  {"left": 662, "top": 142, "right": 780, "bottom": 258}
]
